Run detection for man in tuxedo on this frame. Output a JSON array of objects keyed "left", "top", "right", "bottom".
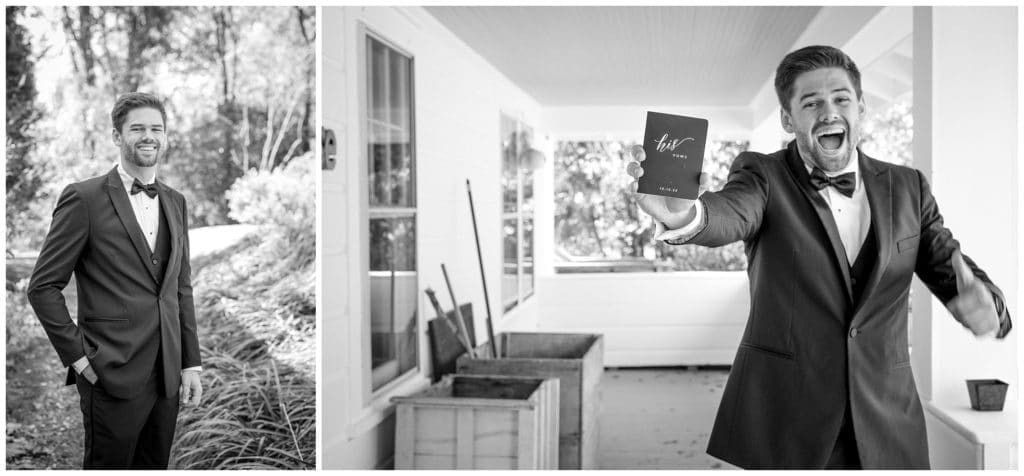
[
  {"left": 28, "top": 92, "right": 203, "bottom": 469},
  {"left": 626, "top": 45, "right": 1012, "bottom": 469}
]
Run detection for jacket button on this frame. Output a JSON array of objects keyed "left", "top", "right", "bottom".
[
  {"left": 849, "top": 327, "right": 859, "bottom": 338},
  {"left": 152, "top": 258, "right": 159, "bottom": 265}
]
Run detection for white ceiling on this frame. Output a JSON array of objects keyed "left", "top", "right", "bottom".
[{"left": 426, "top": 6, "right": 824, "bottom": 107}]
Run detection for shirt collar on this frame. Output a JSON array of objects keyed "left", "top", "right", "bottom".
[{"left": 115, "top": 163, "right": 157, "bottom": 190}]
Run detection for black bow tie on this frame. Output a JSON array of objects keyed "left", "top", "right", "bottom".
[
  {"left": 809, "top": 167, "right": 855, "bottom": 198},
  {"left": 131, "top": 179, "right": 158, "bottom": 198}
]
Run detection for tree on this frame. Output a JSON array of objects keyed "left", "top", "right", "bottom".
[
  {"left": 6, "top": 6, "right": 47, "bottom": 248},
  {"left": 554, "top": 139, "right": 749, "bottom": 271},
  {"left": 860, "top": 97, "right": 913, "bottom": 167}
]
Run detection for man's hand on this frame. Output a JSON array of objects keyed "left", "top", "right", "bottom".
[
  {"left": 80, "top": 364, "right": 98, "bottom": 385},
  {"left": 180, "top": 370, "right": 202, "bottom": 406},
  {"left": 626, "top": 144, "right": 710, "bottom": 229},
  {"left": 946, "top": 250, "right": 1000, "bottom": 337}
]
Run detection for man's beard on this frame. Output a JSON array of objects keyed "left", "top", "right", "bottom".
[
  {"left": 795, "top": 127, "right": 859, "bottom": 173},
  {"left": 122, "top": 142, "right": 161, "bottom": 167}
]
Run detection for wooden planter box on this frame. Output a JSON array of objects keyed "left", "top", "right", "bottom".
[
  {"left": 392, "top": 374, "right": 560, "bottom": 469},
  {"left": 457, "top": 332, "right": 604, "bottom": 469}
]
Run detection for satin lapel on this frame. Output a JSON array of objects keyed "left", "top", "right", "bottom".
[
  {"left": 106, "top": 168, "right": 160, "bottom": 284},
  {"left": 156, "top": 182, "right": 182, "bottom": 292},
  {"left": 783, "top": 143, "right": 854, "bottom": 306},
  {"left": 850, "top": 152, "right": 893, "bottom": 323}
]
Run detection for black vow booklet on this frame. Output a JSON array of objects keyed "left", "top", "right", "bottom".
[{"left": 638, "top": 111, "right": 709, "bottom": 199}]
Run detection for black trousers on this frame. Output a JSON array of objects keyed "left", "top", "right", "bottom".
[
  {"left": 75, "top": 367, "right": 179, "bottom": 469},
  {"left": 825, "top": 400, "right": 862, "bottom": 469}
]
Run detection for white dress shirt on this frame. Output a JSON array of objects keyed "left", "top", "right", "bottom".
[
  {"left": 117, "top": 165, "right": 161, "bottom": 252},
  {"left": 73, "top": 164, "right": 201, "bottom": 375},
  {"left": 655, "top": 150, "right": 871, "bottom": 266}
]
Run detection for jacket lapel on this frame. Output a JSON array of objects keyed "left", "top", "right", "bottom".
[
  {"left": 156, "top": 181, "right": 182, "bottom": 292},
  {"left": 850, "top": 152, "right": 893, "bottom": 324},
  {"left": 105, "top": 167, "right": 160, "bottom": 284},
  {"left": 784, "top": 143, "right": 854, "bottom": 306}
]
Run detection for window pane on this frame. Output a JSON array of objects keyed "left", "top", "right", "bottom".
[
  {"left": 502, "top": 216, "right": 518, "bottom": 311},
  {"left": 369, "top": 216, "right": 417, "bottom": 390},
  {"left": 387, "top": 46, "right": 414, "bottom": 207},
  {"left": 367, "top": 35, "right": 417, "bottom": 391},
  {"left": 500, "top": 114, "right": 519, "bottom": 310},
  {"left": 521, "top": 163, "right": 534, "bottom": 298},
  {"left": 370, "top": 216, "right": 416, "bottom": 272},
  {"left": 522, "top": 214, "right": 534, "bottom": 297},
  {"left": 368, "top": 122, "right": 390, "bottom": 206},
  {"left": 554, "top": 139, "right": 749, "bottom": 272},
  {"left": 368, "top": 37, "right": 414, "bottom": 208}
]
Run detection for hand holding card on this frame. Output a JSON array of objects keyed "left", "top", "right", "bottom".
[
  {"left": 638, "top": 111, "right": 708, "bottom": 200},
  {"left": 626, "top": 112, "right": 710, "bottom": 230}
]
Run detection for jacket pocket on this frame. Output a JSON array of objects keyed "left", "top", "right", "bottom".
[
  {"left": 891, "top": 360, "right": 912, "bottom": 370},
  {"left": 897, "top": 234, "right": 919, "bottom": 253},
  {"left": 82, "top": 316, "right": 128, "bottom": 324},
  {"left": 739, "top": 342, "right": 794, "bottom": 360}
]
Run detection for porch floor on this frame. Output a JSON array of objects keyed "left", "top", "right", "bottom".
[{"left": 598, "top": 367, "right": 739, "bottom": 470}]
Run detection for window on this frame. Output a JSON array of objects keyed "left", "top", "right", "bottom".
[
  {"left": 500, "top": 114, "right": 535, "bottom": 312},
  {"left": 366, "top": 34, "right": 417, "bottom": 391},
  {"left": 553, "top": 139, "right": 749, "bottom": 272}
]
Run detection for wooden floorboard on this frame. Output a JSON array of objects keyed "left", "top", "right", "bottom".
[{"left": 598, "top": 368, "right": 738, "bottom": 470}]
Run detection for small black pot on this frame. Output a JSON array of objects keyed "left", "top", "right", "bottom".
[{"left": 965, "top": 379, "right": 1009, "bottom": 411}]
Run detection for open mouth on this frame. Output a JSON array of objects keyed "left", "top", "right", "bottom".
[
  {"left": 137, "top": 144, "right": 158, "bottom": 153},
  {"left": 815, "top": 128, "right": 846, "bottom": 152}
]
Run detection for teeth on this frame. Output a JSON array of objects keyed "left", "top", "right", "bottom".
[{"left": 815, "top": 128, "right": 845, "bottom": 137}]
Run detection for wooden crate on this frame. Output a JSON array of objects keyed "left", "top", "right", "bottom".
[
  {"left": 457, "top": 332, "right": 604, "bottom": 469},
  {"left": 392, "top": 374, "right": 559, "bottom": 469}
]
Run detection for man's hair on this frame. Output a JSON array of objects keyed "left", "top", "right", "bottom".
[
  {"left": 774, "top": 45, "right": 862, "bottom": 112},
  {"left": 111, "top": 92, "right": 167, "bottom": 133}
]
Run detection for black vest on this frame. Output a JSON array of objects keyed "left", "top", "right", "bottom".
[
  {"left": 148, "top": 206, "right": 172, "bottom": 284},
  {"left": 849, "top": 223, "right": 877, "bottom": 308}
]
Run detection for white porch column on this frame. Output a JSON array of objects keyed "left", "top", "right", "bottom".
[
  {"left": 911, "top": 5, "right": 1018, "bottom": 406},
  {"left": 747, "top": 111, "right": 787, "bottom": 154},
  {"left": 911, "top": 6, "right": 1017, "bottom": 469}
]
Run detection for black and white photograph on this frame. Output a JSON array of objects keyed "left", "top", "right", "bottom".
[
  {"left": 323, "top": 5, "right": 1018, "bottom": 470},
  {"left": 6, "top": 5, "right": 315, "bottom": 469}
]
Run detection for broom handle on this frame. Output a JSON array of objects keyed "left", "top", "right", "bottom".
[
  {"left": 441, "top": 264, "right": 476, "bottom": 359},
  {"left": 424, "top": 288, "right": 473, "bottom": 356},
  {"left": 466, "top": 179, "right": 499, "bottom": 359}
]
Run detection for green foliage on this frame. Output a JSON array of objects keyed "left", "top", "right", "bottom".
[
  {"left": 173, "top": 156, "right": 316, "bottom": 469},
  {"left": 859, "top": 97, "right": 913, "bottom": 166},
  {"left": 5, "top": 279, "right": 47, "bottom": 359},
  {"left": 226, "top": 151, "right": 314, "bottom": 232},
  {"left": 554, "top": 139, "right": 749, "bottom": 271},
  {"left": 10, "top": 6, "right": 315, "bottom": 241},
  {"left": 6, "top": 7, "right": 48, "bottom": 249}
]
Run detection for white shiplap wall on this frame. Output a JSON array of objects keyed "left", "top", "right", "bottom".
[{"left": 322, "top": 6, "right": 544, "bottom": 469}]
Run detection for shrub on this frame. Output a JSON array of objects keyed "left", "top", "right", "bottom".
[{"left": 226, "top": 153, "right": 314, "bottom": 232}]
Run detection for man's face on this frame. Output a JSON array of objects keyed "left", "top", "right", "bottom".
[
  {"left": 113, "top": 107, "right": 166, "bottom": 168},
  {"left": 780, "top": 67, "right": 865, "bottom": 172}
]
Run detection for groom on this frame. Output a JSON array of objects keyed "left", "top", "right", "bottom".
[
  {"left": 28, "top": 92, "right": 203, "bottom": 469},
  {"left": 627, "top": 46, "right": 1011, "bottom": 469}
]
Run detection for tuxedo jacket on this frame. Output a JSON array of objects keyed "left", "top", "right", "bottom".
[
  {"left": 28, "top": 167, "right": 202, "bottom": 400},
  {"left": 679, "top": 142, "right": 1011, "bottom": 469}
]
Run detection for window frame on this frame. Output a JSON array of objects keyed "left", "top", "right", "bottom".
[
  {"left": 500, "top": 113, "right": 536, "bottom": 314},
  {"left": 359, "top": 26, "right": 420, "bottom": 402}
]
